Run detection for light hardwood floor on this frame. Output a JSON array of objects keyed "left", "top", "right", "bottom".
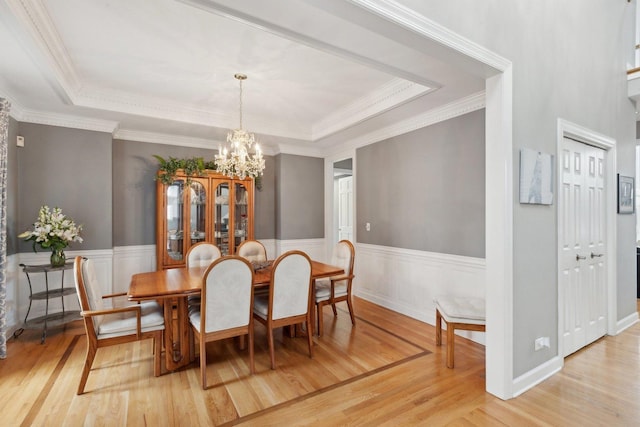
[{"left": 1, "top": 298, "right": 639, "bottom": 426}]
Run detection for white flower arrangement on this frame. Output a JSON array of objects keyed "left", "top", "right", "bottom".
[{"left": 18, "top": 205, "right": 83, "bottom": 252}]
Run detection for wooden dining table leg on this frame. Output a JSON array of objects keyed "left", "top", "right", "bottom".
[
  {"left": 177, "top": 297, "right": 191, "bottom": 364},
  {"left": 162, "top": 297, "right": 191, "bottom": 371},
  {"left": 162, "top": 300, "right": 178, "bottom": 371}
]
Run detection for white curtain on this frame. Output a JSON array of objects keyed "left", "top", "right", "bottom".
[{"left": 0, "top": 98, "right": 10, "bottom": 359}]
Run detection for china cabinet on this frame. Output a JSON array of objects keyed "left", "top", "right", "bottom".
[{"left": 156, "top": 170, "right": 254, "bottom": 270}]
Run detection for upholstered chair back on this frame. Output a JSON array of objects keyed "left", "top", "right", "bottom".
[
  {"left": 198, "top": 257, "right": 254, "bottom": 333},
  {"left": 271, "top": 251, "right": 312, "bottom": 320},
  {"left": 237, "top": 240, "right": 267, "bottom": 262},
  {"left": 187, "top": 242, "right": 221, "bottom": 268},
  {"left": 330, "top": 240, "right": 354, "bottom": 284},
  {"left": 75, "top": 257, "right": 104, "bottom": 333}
]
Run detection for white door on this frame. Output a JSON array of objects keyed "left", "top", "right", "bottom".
[
  {"left": 338, "top": 176, "right": 353, "bottom": 242},
  {"left": 560, "top": 137, "right": 607, "bottom": 357}
]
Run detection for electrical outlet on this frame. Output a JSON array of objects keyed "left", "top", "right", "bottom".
[
  {"left": 534, "top": 337, "right": 550, "bottom": 351},
  {"left": 365, "top": 222, "right": 371, "bottom": 231},
  {"left": 16, "top": 135, "right": 24, "bottom": 147}
]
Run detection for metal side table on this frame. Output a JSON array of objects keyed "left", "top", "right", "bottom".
[{"left": 14, "top": 261, "right": 80, "bottom": 343}]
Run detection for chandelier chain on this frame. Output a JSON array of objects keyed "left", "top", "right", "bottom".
[{"left": 238, "top": 78, "right": 243, "bottom": 130}]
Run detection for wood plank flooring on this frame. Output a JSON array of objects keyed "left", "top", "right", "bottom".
[{"left": 1, "top": 298, "right": 639, "bottom": 426}]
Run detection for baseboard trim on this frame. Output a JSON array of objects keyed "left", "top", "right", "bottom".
[{"left": 512, "top": 356, "right": 563, "bottom": 398}]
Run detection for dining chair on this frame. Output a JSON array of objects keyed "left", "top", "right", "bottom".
[
  {"left": 237, "top": 239, "right": 269, "bottom": 298},
  {"left": 73, "top": 256, "right": 165, "bottom": 394},
  {"left": 253, "top": 250, "right": 313, "bottom": 369},
  {"left": 189, "top": 256, "right": 255, "bottom": 389},
  {"left": 236, "top": 240, "right": 267, "bottom": 262},
  {"left": 314, "top": 240, "right": 356, "bottom": 337},
  {"left": 186, "top": 242, "right": 222, "bottom": 308}
]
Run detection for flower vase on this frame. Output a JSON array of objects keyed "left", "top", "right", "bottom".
[{"left": 50, "top": 249, "right": 66, "bottom": 268}]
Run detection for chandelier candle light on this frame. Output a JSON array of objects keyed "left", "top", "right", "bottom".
[{"left": 215, "top": 73, "right": 265, "bottom": 180}]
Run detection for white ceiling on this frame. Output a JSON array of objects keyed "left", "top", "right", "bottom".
[{"left": 0, "top": 0, "right": 489, "bottom": 156}]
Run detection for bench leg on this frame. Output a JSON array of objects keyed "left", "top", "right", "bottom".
[
  {"left": 446, "top": 323, "right": 455, "bottom": 368},
  {"left": 435, "top": 308, "right": 442, "bottom": 346}
]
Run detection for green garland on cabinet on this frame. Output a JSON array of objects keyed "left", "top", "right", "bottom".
[{"left": 153, "top": 155, "right": 262, "bottom": 190}]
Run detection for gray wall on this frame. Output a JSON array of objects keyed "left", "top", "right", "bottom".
[
  {"left": 408, "top": 1, "right": 637, "bottom": 377},
  {"left": 112, "top": 139, "right": 276, "bottom": 246},
  {"left": 11, "top": 127, "right": 280, "bottom": 252},
  {"left": 6, "top": 117, "right": 18, "bottom": 255},
  {"left": 275, "top": 154, "right": 324, "bottom": 239},
  {"left": 255, "top": 155, "right": 276, "bottom": 239},
  {"left": 357, "top": 109, "right": 485, "bottom": 258},
  {"left": 17, "top": 123, "right": 112, "bottom": 252}
]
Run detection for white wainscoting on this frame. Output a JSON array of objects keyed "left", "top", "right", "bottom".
[
  {"left": 353, "top": 243, "right": 487, "bottom": 344},
  {"left": 8, "top": 242, "right": 486, "bottom": 345},
  {"left": 112, "top": 245, "right": 156, "bottom": 295},
  {"left": 15, "top": 249, "right": 113, "bottom": 327},
  {"left": 276, "top": 238, "right": 327, "bottom": 261}
]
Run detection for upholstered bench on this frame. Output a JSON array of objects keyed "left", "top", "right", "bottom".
[{"left": 434, "top": 296, "right": 486, "bottom": 368}]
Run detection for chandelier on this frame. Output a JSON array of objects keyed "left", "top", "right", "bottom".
[{"left": 214, "top": 73, "right": 265, "bottom": 180}]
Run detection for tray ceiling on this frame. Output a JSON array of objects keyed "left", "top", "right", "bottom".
[{"left": 0, "top": 0, "right": 488, "bottom": 155}]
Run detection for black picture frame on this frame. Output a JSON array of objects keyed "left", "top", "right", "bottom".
[{"left": 617, "top": 174, "right": 634, "bottom": 214}]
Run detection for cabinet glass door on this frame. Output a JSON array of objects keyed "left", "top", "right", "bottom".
[
  {"left": 166, "top": 179, "right": 185, "bottom": 261},
  {"left": 189, "top": 180, "right": 207, "bottom": 247},
  {"left": 234, "top": 182, "right": 249, "bottom": 249},
  {"left": 213, "top": 181, "right": 230, "bottom": 255}
]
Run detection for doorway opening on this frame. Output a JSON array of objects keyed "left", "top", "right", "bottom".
[{"left": 333, "top": 158, "right": 353, "bottom": 244}]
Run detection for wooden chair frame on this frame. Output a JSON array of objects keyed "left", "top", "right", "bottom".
[
  {"left": 253, "top": 250, "right": 314, "bottom": 369},
  {"left": 73, "top": 256, "right": 163, "bottom": 394},
  {"left": 190, "top": 256, "right": 255, "bottom": 389},
  {"left": 315, "top": 240, "right": 356, "bottom": 337}
]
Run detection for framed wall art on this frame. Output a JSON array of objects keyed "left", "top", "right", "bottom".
[
  {"left": 617, "top": 174, "right": 634, "bottom": 214},
  {"left": 519, "top": 148, "right": 554, "bottom": 205}
]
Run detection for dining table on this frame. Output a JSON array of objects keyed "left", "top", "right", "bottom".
[{"left": 128, "top": 259, "right": 344, "bottom": 371}]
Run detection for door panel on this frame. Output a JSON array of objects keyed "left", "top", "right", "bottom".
[
  {"left": 338, "top": 176, "right": 353, "bottom": 242},
  {"left": 560, "top": 138, "right": 607, "bottom": 357}
]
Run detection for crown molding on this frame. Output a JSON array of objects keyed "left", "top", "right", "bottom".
[
  {"left": 324, "top": 90, "right": 486, "bottom": 157},
  {"left": 275, "top": 141, "right": 325, "bottom": 158},
  {"left": 113, "top": 129, "right": 219, "bottom": 150},
  {"left": 312, "top": 78, "right": 432, "bottom": 140},
  {"left": 11, "top": 91, "right": 485, "bottom": 158},
  {"left": 75, "top": 86, "right": 233, "bottom": 130},
  {"left": 113, "top": 128, "right": 280, "bottom": 157},
  {"left": 6, "top": 0, "right": 81, "bottom": 102},
  {"left": 349, "top": 0, "right": 511, "bottom": 73},
  {"left": 18, "top": 109, "right": 118, "bottom": 133},
  {"left": 1, "top": 92, "right": 26, "bottom": 121}
]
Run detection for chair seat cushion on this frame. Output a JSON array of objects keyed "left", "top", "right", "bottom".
[
  {"left": 315, "top": 278, "right": 347, "bottom": 302},
  {"left": 97, "top": 301, "right": 165, "bottom": 339},
  {"left": 434, "top": 296, "right": 485, "bottom": 325}
]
